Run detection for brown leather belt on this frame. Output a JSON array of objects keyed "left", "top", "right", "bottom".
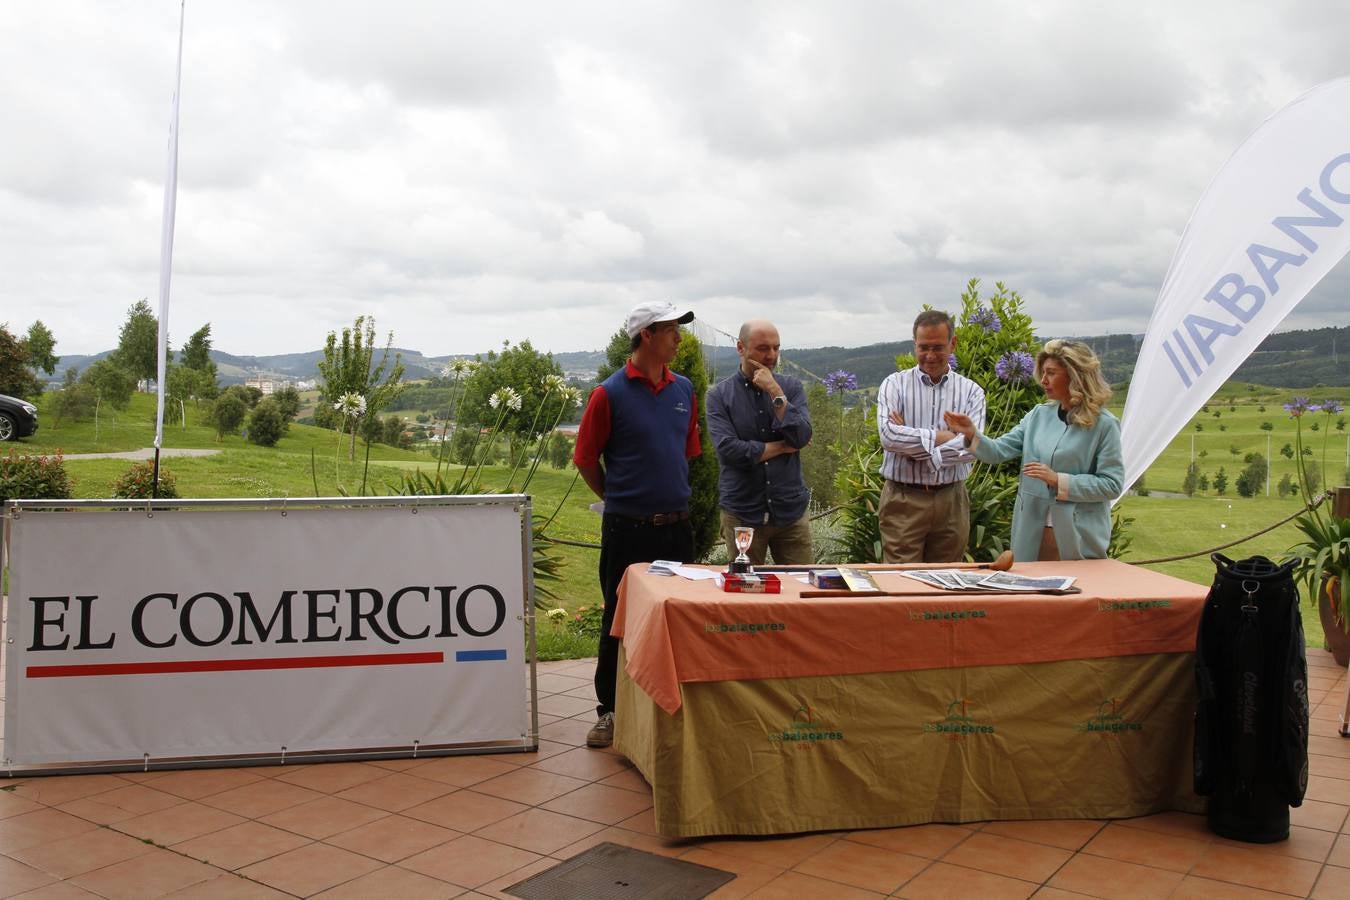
[
  {"left": 890, "top": 480, "right": 957, "bottom": 492},
  {"left": 611, "top": 510, "right": 691, "bottom": 526}
]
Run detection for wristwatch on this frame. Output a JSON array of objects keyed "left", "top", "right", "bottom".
[{"left": 772, "top": 394, "right": 787, "bottom": 409}]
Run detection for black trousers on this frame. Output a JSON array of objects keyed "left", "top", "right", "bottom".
[{"left": 595, "top": 513, "right": 694, "bottom": 716}]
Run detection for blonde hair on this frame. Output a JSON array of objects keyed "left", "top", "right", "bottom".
[{"left": 1036, "top": 339, "right": 1111, "bottom": 428}]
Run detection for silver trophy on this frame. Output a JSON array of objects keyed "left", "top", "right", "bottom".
[{"left": 730, "top": 526, "right": 755, "bottom": 574}]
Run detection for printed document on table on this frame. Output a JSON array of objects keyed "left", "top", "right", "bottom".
[{"left": 977, "top": 572, "right": 1077, "bottom": 592}]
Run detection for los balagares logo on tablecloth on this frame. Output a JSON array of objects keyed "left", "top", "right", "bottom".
[
  {"left": 923, "top": 698, "right": 995, "bottom": 738},
  {"left": 767, "top": 703, "right": 843, "bottom": 745},
  {"left": 1076, "top": 698, "right": 1144, "bottom": 733}
]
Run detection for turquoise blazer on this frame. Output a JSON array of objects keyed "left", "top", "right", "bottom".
[{"left": 971, "top": 404, "right": 1123, "bottom": 561}]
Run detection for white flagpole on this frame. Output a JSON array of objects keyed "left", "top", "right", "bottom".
[{"left": 153, "top": 0, "right": 185, "bottom": 496}]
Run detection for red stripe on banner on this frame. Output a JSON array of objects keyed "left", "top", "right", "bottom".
[{"left": 26, "top": 652, "right": 444, "bottom": 678}]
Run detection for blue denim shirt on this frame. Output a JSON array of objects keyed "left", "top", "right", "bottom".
[{"left": 706, "top": 370, "right": 812, "bottom": 526}]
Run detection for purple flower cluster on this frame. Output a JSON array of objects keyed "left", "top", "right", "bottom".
[
  {"left": 1319, "top": 399, "right": 1343, "bottom": 415},
  {"left": 994, "top": 350, "right": 1035, "bottom": 383},
  {"left": 970, "top": 307, "right": 1003, "bottom": 333},
  {"left": 822, "top": 369, "right": 858, "bottom": 395},
  {"left": 1284, "top": 396, "right": 1313, "bottom": 417},
  {"left": 948, "top": 354, "right": 959, "bottom": 372}
]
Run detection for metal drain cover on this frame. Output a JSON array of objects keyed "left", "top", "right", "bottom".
[{"left": 504, "top": 841, "right": 735, "bottom": 900}]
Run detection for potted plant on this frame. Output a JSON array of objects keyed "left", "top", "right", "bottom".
[{"left": 1284, "top": 397, "right": 1350, "bottom": 664}]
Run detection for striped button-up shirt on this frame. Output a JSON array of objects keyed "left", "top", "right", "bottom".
[{"left": 876, "top": 367, "right": 986, "bottom": 485}]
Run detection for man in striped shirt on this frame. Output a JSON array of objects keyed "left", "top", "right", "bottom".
[{"left": 875, "top": 310, "right": 986, "bottom": 563}]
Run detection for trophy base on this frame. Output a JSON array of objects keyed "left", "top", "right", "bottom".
[{"left": 728, "top": 560, "right": 753, "bottom": 575}]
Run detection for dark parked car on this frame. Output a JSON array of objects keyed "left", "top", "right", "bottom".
[{"left": 0, "top": 393, "right": 39, "bottom": 441}]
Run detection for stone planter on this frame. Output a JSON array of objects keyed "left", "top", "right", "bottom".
[{"left": 1318, "top": 576, "right": 1350, "bottom": 667}]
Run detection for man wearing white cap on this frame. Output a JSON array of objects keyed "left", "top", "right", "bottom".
[{"left": 573, "top": 301, "right": 700, "bottom": 748}]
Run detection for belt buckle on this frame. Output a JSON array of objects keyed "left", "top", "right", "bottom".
[{"left": 651, "top": 512, "right": 671, "bottom": 526}]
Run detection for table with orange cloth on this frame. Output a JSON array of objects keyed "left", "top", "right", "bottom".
[{"left": 610, "top": 558, "right": 1209, "bottom": 837}]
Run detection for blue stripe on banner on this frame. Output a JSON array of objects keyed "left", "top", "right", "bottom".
[{"left": 456, "top": 649, "right": 508, "bottom": 662}]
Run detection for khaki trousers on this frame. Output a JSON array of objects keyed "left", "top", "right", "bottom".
[
  {"left": 878, "top": 479, "right": 970, "bottom": 564},
  {"left": 719, "top": 510, "right": 814, "bottom": 566}
]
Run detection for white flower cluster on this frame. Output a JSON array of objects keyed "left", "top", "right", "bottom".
[
  {"left": 543, "top": 374, "right": 566, "bottom": 392},
  {"left": 546, "top": 608, "right": 568, "bottom": 621},
  {"left": 443, "top": 359, "right": 479, "bottom": 377},
  {"left": 489, "top": 386, "right": 523, "bottom": 411},
  {"left": 559, "top": 386, "right": 584, "bottom": 408},
  {"left": 333, "top": 392, "right": 366, "bottom": 415}
]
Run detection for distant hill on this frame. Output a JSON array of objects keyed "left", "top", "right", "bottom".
[{"left": 51, "top": 325, "right": 1350, "bottom": 390}]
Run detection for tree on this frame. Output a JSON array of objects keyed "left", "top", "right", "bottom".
[
  {"left": 1213, "top": 467, "right": 1229, "bottom": 496},
  {"left": 113, "top": 299, "right": 162, "bottom": 388},
  {"left": 382, "top": 415, "right": 410, "bottom": 448},
  {"left": 210, "top": 392, "right": 247, "bottom": 440},
  {"left": 22, "top": 320, "right": 58, "bottom": 376},
  {"left": 81, "top": 359, "right": 135, "bottom": 410},
  {"left": 547, "top": 432, "right": 571, "bottom": 469},
  {"left": 49, "top": 368, "right": 95, "bottom": 426},
  {"left": 0, "top": 324, "right": 42, "bottom": 399},
  {"left": 1260, "top": 421, "right": 1273, "bottom": 431},
  {"left": 1235, "top": 453, "right": 1267, "bottom": 498},
  {"left": 247, "top": 398, "right": 286, "bottom": 447},
  {"left": 1182, "top": 461, "right": 1201, "bottom": 497},
  {"left": 316, "top": 316, "right": 406, "bottom": 459},
  {"left": 273, "top": 384, "right": 301, "bottom": 424},
  {"left": 457, "top": 340, "right": 567, "bottom": 447},
  {"left": 178, "top": 324, "right": 219, "bottom": 400}
]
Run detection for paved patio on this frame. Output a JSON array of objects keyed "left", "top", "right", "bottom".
[{"left": 2, "top": 651, "right": 1350, "bottom": 898}]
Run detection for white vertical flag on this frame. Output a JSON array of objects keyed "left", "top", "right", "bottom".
[
  {"left": 154, "top": 0, "right": 185, "bottom": 453},
  {"left": 1121, "top": 78, "right": 1350, "bottom": 491}
]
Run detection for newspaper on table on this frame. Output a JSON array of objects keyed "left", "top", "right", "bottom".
[{"left": 900, "top": 569, "right": 1076, "bottom": 593}]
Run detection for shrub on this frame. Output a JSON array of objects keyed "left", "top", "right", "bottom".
[
  {"left": 0, "top": 450, "right": 72, "bottom": 503},
  {"left": 111, "top": 460, "right": 180, "bottom": 499},
  {"left": 247, "top": 398, "right": 286, "bottom": 447}
]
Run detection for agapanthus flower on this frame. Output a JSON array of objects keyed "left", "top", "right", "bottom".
[
  {"left": 560, "top": 386, "right": 584, "bottom": 408},
  {"left": 489, "top": 386, "right": 523, "bottom": 411},
  {"left": 546, "top": 608, "right": 567, "bottom": 621},
  {"left": 970, "top": 307, "right": 1003, "bottom": 333},
  {"left": 333, "top": 392, "right": 366, "bottom": 415},
  {"left": 1318, "top": 399, "right": 1343, "bottom": 415},
  {"left": 994, "top": 351, "right": 1035, "bottom": 383},
  {"left": 1284, "top": 396, "right": 1313, "bottom": 418},
  {"left": 948, "top": 354, "right": 959, "bottom": 372},
  {"left": 443, "top": 358, "right": 478, "bottom": 377},
  {"left": 822, "top": 369, "right": 858, "bottom": 395},
  {"left": 543, "top": 374, "right": 567, "bottom": 392}
]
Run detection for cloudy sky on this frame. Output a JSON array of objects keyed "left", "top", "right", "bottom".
[{"left": 4, "top": 1, "right": 1348, "bottom": 358}]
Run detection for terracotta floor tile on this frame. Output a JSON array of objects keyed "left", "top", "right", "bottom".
[
  {"left": 536, "top": 693, "right": 597, "bottom": 718},
  {"left": 694, "top": 832, "right": 837, "bottom": 869},
  {"left": 160, "top": 872, "right": 295, "bottom": 898},
  {"left": 311, "top": 864, "right": 465, "bottom": 899},
  {"left": 257, "top": 795, "right": 389, "bottom": 840},
  {"left": 367, "top": 757, "right": 426, "bottom": 772},
  {"left": 271, "top": 761, "right": 388, "bottom": 793},
  {"left": 596, "top": 766, "right": 652, "bottom": 794},
  {"left": 1113, "top": 810, "right": 1213, "bottom": 841},
  {"left": 404, "top": 790, "right": 528, "bottom": 832},
  {"left": 63, "top": 783, "right": 184, "bottom": 818},
  {"left": 614, "top": 806, "right": 661, "bottom": 836},
  {"left": 8, "top": 774, "right": 129, "bottom": 807},
  {"left": 9, "top": 825, "right": 156, "bottom": 878},
  {"left": 69, "top": 847, "right": 217, "bottom": 900},
  {"left": 51, "top": 796, "right": 145, "bottom": 827},
  {"left": 334, "top": 772, "right": 457, "bottom": 812},
  {"left": 1212, "top": 823, "right": 1334, "bottom": 863},
  {"left": 1171, "top": 875, "right": 1296, "bottom": 898},
  {"left": 473, "top": 807, "right": 604, "bottom": 854},
  {"left": 895, "top": 861, "right": 1036, "bottom": 899},
  {"left": 1313, "top": 864, "right": 1350, "bottom": 899},
  {"left": 979, "top": 818, "right": 1105, "bottom": 851},
  {"left": 114, "top": 801, "right": 246, "bottom": 845},
  {"left": 739, "top": 869, "right": 888, "bottom": 899},
  {"left": 172, "top": 820, "right": 312, "bottom": 870},
  {"left": 5, "top": 881, "right": 104, "bottom": 899},
  {"left": 406, "top": 755, "right": 520, "bottom": 788},
  {"left": 535, "top": 673, "right": 590, "bottom": 695},
  {"left": 0, "top": 809, "right": 100, "bottom": 853},
  {"left": 1313, "top": 736, "right": 1350, "bottom": 761},
  {"left": 1332, "top": 833, "right": 1350, "bottom": 867},
  {"left": 325, "top": 814, "right": 460, "bottom": 862},
  {"left": 528, "top": 745, "right": 632, "bottom": 782},
  {"left": 536, "top": 717, "right": 594, "bottom": 746},
  {"left": 792, "top": 836, "right": 928, "bottom": 893},
  {"left": 1046, "top": 852, "right": 1186, "bottom": 898},
  {"left": 143, "top": 768, "right": 264, "bottom": 801},
  {"left": 527, "top": 740, "right": 579, "bottom": 763},
  {"left": 940, "top": 831, "right": 1071, "bottom": 883},
  {"left": 1188, "top": 843, "right": 1322, "bottom": 895},
  {"left": 1295, "top": 799, "right": 1350, "bottom": 833},
  {"left": 474, "top": 855, "right": 564, "bottom": 899},
  {"left": 401, "top": 833, "right": 542, "bottom": 889},
  {"left": 236, "top": 841, "right": 385, "bottom": 896},
  {"left": 469, "top": 768, "right": 588, "bottom": 807},
  {"left": 0, "top": 791, "right": 46, "bottom": 820},
  {"left": 551, "top": 824, "right": 690, "bottom": 860},
  {"left": 198, "top": 778, "right": 323, "bottom": 818},
  {"left": 1081, "top": 821, "right": 1211, "bottom": 873},
  {"left": 1310, "top": 776, "right": 1350, "bottom": 806},
  {"left": 845, "top": 823, "right": 974, "bottom": 859},
  {"left": 1312, "top": 755, "right": 1350, "bottom": 781},
  {"left": 539, "top": 782, "right": 652, "bottom": 825},
  {"left": 0, "top": 853, "right": 58, "bottom": 896},
  {"left": 1034, "top": 889, "right": 1092, "bottom": 900}
]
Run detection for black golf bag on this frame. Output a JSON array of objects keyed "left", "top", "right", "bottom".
[{"left": 1194, "top": 553, "right": 1309, "bottom": 842}]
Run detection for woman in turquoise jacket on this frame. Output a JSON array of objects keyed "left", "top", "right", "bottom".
[{"left": 944, "top": 340, "right": 1123, "bottom": 561}]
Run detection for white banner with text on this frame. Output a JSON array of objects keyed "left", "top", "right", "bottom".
[
  {"left": 1122, "top": 76, "right": 1350, "bottom": 489},
  {"left": 3, "top": 498, "right": 532, "bottom": 765}
]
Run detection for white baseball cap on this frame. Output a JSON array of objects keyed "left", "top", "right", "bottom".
[{"left": 625, "top": 301, "right": 695, "bottom": 338}]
